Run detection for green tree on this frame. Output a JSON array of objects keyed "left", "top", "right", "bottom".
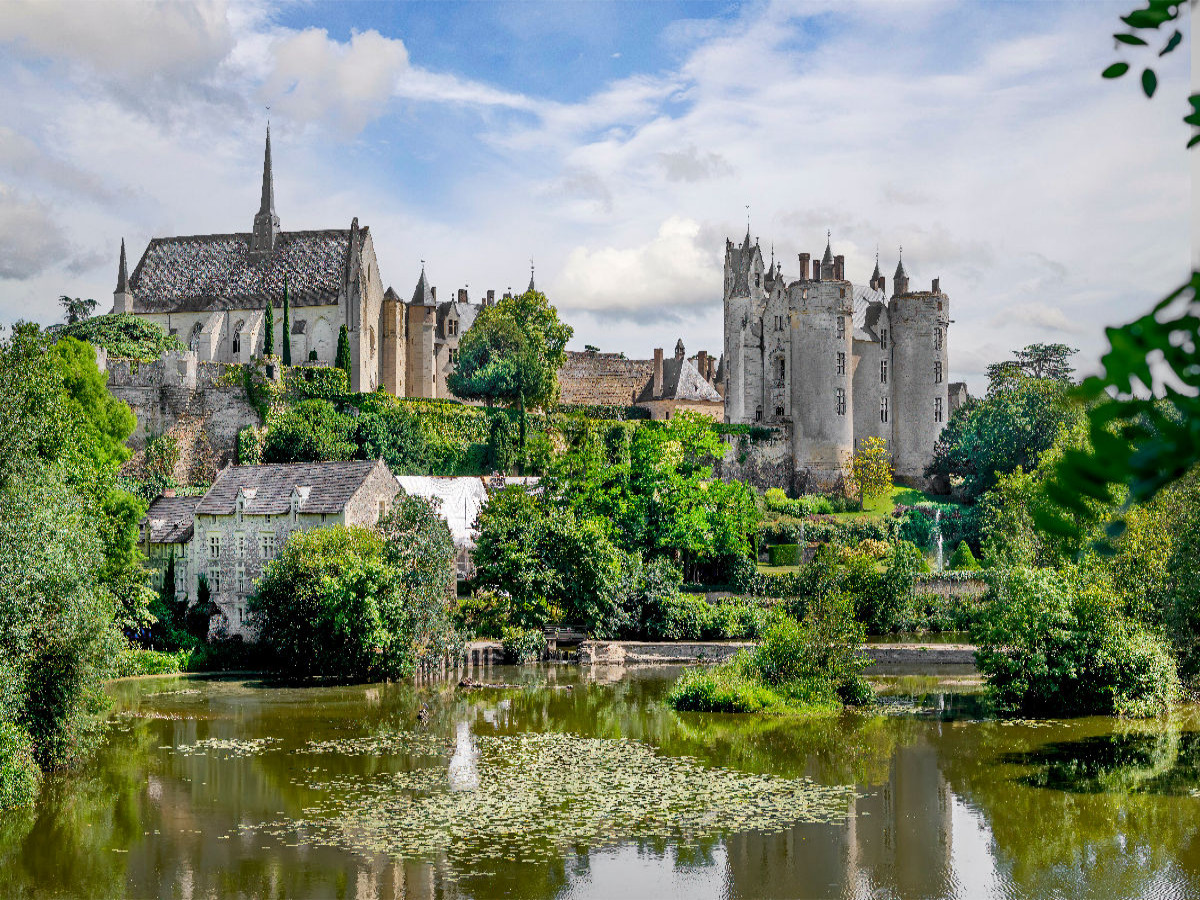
[
  {"left": 58, "top": 296, "right": 96, "bottom": 325},
  {"left": 59, "top": 314, "right": 184, "bottom": 362},
  {"left": 849, "top": 436, "right": 893, "bottom": 502},
  {"left": 263, "top": 300, "right": 275, "bottom": 357},
  {"left": 926, "top": 361, "right": 1083, "bottom": 503},
  {"left": 335, "top": 325, "right": 352, "bottom": 380},
  {"left": 48, "top": 337, "right": 136, "bottom": 471},
  {"left": 986, "top": 343, "right": 1078, "bottom": 385},
  {"left": 974, "top": 566, "right": 1178, "bottom": 718},
  {"left": 261, "top": 399, "right": 357, "bottom": 463},
  {"left": 448, "top": 289, "right": 573, "bottom": 446},
  {"left": 251, "top": 508, "right": 457, "bottom": 678},
  {"left": 281, "top": 278, "right": 291, "bottom": 366}
]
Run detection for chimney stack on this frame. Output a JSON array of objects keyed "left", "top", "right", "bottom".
[
  {"left": 653, "top": 348, "right": 664, "bottom": 399},
  {"left": 798, "top": 253, "right": 810, "bottom": 281},
  {"left": 486, "top": 289, "right": 495, "bottom": 306},
  {"left": 932, "top": 277, "right": 940, "bottom": 293},
  {"left": 878, "top": 276, "right": 886, "bottom": 295},
  {"left": 431, "top": 286, "right": 437, "bottom": 302},
  {"left": 458, "top": 288, "right": 468, "bottom": 303},
  {"left": 813, "top": 257, "right": 821, "bottom": 281},
  {"left": 834, "top": 255, "right": 845, "bottom": 281},
  {"left": 697, "top": 350, "right": 708, "bottom": 380}
]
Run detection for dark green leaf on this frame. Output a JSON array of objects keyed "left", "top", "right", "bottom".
[
  {"left": 1160, "top": 29, "right": 1183, "bottom": 55},
  {"left": 1102, "top": 62, "right": 1130, "bottom": 79},
  {"left": 1143, "top": 68, "right": 1158, "bottom": 98},
  {"left": 1115, "top": 33, "right": 1148, "bottom": 45}
]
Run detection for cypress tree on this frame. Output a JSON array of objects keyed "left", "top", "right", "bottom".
[
  {"left": 335, "top": 325, "right": 352, "bottom": 380},
  {"left": 263, "top": 300, "right": 275, "bottom": 357},
  {"left": 281, "top": 277, "right": 292, "bottom": 366}
]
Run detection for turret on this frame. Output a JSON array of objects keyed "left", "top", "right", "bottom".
[
  {"left": 250, "top": 127, "right": 280, "bottom": 257},
  {"left": 113, "top": 238, "right": 133, "bottom": 313},
  {"left": 893, "top": 250, "right": 909, "bottom": 296}
]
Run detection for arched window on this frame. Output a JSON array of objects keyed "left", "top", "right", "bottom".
[
  {"left": 755, "top": 406, "right": 763, "bottom": 422},
  {"left": 777, "top": 359, "right": 786, "bottom": 381},
  {"left": 775, "top": 406, "right": 785, "bottom": 418}
]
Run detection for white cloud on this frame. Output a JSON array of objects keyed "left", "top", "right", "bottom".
[
  {"left": 996, "top": 303, "right": 1086, "bottom": 335},
  {"left": 555, "top": 217, "right": 720, "bottom": 321}
]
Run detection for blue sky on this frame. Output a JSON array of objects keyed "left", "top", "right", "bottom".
[{"left": 0, "top": 0, "right": 1191, "bottom": 391}]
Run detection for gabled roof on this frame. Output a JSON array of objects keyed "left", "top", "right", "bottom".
[
  {"left": 140, "top": 494, "right": 201, "bottom": 544},
  {"left": 635, "top": 357, "right": 723, "bottom": 404},
  {"left": 196, "top": 460, "right": 386, "bottom": 516},
  {"left": 129, "top": 228, "right": 356, "bottom": 313}
]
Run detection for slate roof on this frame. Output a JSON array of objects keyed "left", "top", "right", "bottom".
[
  {"left": 128, "top": 228, "right": 358, "bottom": 314},
  {"left": 635, "top": 357, "right": 722, "bottom": 404},
  {"left": 852, "top": 286, "right": 888, "bottom": 342},
  {"left": 436, "top": 300, "right": 483, "bottom": 339},
  {"left": 140, "top": 495, "right": 201, "bottom": 545},
  {"left": 196, "top": 460, "right": 386, "bottom": 516},
  {"left": 411, "top": 268, "right": 435, "bottom": 305}
]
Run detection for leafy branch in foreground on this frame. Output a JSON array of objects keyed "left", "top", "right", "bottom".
[
  {"left": 1102, "top": 0, "right": 1199, "bottom": 145},
  {"left": 1042, "top": 272, "right": 1200, "bottom": 545}
]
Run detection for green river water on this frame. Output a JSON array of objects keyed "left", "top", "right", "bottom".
[{"left": 1, "top": 664, "right": 1198, "bottom": 899}]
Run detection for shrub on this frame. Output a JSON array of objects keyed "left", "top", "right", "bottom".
[
  {"left": 645, "top": 592, "right": 710, "bottom": 641},
  {"left": 948, "top": 540, "right": 981, "bottom": 571},
  {"left": 111, "top": 646, "right": 192, "bottom": 677},
  {"left": 0, "top": 722, "right": 40, "bottom": 810},
  {"left": 767, "top": 544, "right": 800, "bottom": 566},
  {"left": 236, "top": 426, "right": 264, "bottom": 466},
  {"left": 501, "top": 626, "right": 545, "bottom": 663},
  {"left": 58, "top": 313, "right": 185, "bottom": 362},
  {"left": 974, "top": 567, "right": 1180, "bottom": 717},
  {"left": 666, "top": 662, "right": 782, "bottom": 713},
  {"left": 453, "top": 592, "right": 508, "bottom": 639}
]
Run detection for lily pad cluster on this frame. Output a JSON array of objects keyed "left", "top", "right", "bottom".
[{"left": 283, "top": 731, "right": 856, "bottom": 865}]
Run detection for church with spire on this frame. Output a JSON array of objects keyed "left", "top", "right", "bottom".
[
  {"left": 110, "top": 129, "right": 506, "bottom": 399},
  {"left": 722, "top": 229, "right": 956, "bottom": 489}
]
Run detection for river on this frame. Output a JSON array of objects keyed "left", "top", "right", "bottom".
[{"left": 1, "top": 664, "right": 1198, "bottom": 899}]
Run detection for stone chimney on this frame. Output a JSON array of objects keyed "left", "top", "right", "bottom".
[
  {"left": 697, "top": 350, "right": 708, "bottom": 380},
  {"left": 653, "top": 348, "right": 664, "bottom": 399},
  {"left": 457, "top": 288, "right": 468, "bottom": 303},
  {"left": 834, "top": 255, "right": 845, "bottom": 281},
  {"left": 877, "top": 276, "right": 886, "bottom": 295},
  {"left": 674, "top": 338, "right": 685, "bottom": 361},
  {"left": 798, "top": 252, "right": 810, "bottom": 281},
  {"left": 486, "top": 289, "right": 495, "bottom": 306},
  {"left": 932, "top": 277, "right": 940, "bottom": 293},
  {"left": 431, "top": 286, "right": 437, "bottom": 302},
  {"left": 812, "top": 258, "right": 821, "bottom": 281}
]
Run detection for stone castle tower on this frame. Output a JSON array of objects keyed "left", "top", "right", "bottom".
[{"left": 722, "top": 230, "right": 951, "bottom": 490}]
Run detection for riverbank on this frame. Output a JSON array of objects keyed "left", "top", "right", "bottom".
[{"left": 577, "top": 640, "right": 977, "bottom": 669}]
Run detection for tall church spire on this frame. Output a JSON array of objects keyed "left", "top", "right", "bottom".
[
  {"left": 251, "top": 126, "right": 281, "bottom": 256},
  {"left": 528, "top": 258, "right": 536, "bottom": 293},
  {"left": 115, "top": 238, "right": 128, "bottom": 293}
]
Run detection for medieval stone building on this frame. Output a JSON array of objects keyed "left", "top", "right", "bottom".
[
  {"left": 112, "top": 129, "right": 508, "bottom": 400},
  {"left": 723, "top": 230, "right": 953, "bottom": 489}
]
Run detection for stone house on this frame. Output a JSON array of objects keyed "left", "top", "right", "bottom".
[
  {"left": 186, "top": 459, "right": 399, "bottom": 639},
  {"left": 634, "top": 340, "right": 724, "bottom": 421},
  {"left": 138, "top": 491, "right": 201, "bottom": 599}
]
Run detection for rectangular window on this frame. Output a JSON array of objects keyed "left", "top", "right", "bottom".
[
  {"left": 935, "top": 397, "right": 944, "bottom": 423},
  {"left": 235, "top": 532, "right": 246, "bottom": 558},
  {"left": 934, "top": 361, "right": 943, "bottom": 383},
  {"left": 935, "top": 327, "right": 943, "bottom": 350},
  {"left": 259, "top": 533, "right": 276, "bottom": 559},
  {"left": 208, "top": 534, "right": 220, "bottom": 560},
  {"left": 378, "top": 500, "right": 387, "bottom": 521},
  {"left": 236, "top": 565, "right": 245, "bottom": 593},
  {"left": 836, "top": 352, "right": 846, "bottom": 376},
  {"left": 238, "top": 606, "right": 245, "bottom": 625},
  {"left": 880, "top": 360, "right": 888, "bottom": 383},
  {"left": 880, "top": 329, "right": 888, "bottom": 350},
  {"left": 880, "top": 396, "right": 889, "bottom": 423},
  {"left": 836, "top": 388, "right": 846, "bottom": 416},
  {"left": 755, "top": 406, "right": 763, "bottom": 422},
  {"left": 836, "top": 317, "right": 845, "bottom": 339},
  {"left": 207, "top": 567, "right": 221, "bottom": 594}
]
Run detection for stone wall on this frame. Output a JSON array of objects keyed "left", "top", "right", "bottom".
[
  {"left": 715, "top": 433, "right": 794, "bottom": 492},
  {"left": 103, "top": 351, "right": 260, "bottom": 483},
  {"left": 558, "top": 351, "right": 654, "bottom": 406}
]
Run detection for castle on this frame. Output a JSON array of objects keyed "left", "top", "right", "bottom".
[
  {"left": 111, "top": 128, "right": 511, "bottom": 399},
  {"left": 723, "top": 230, "right": 960, "bottom": 489}
]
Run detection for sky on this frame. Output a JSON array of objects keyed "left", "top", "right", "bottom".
[{"left": 0, "top": 0, "right": 1192, "bottom": 393}]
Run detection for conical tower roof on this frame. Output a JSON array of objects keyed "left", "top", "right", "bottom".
[{"left": 115, "top": 238, "right": 129, "bottom": 293}]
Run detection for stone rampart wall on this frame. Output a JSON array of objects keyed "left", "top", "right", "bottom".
[
  {"left": 715, "top": 433, "right": 794, "bottom": 492},
  {"left": 558, "top": 352, "right": 654, "bottom": 406}
]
